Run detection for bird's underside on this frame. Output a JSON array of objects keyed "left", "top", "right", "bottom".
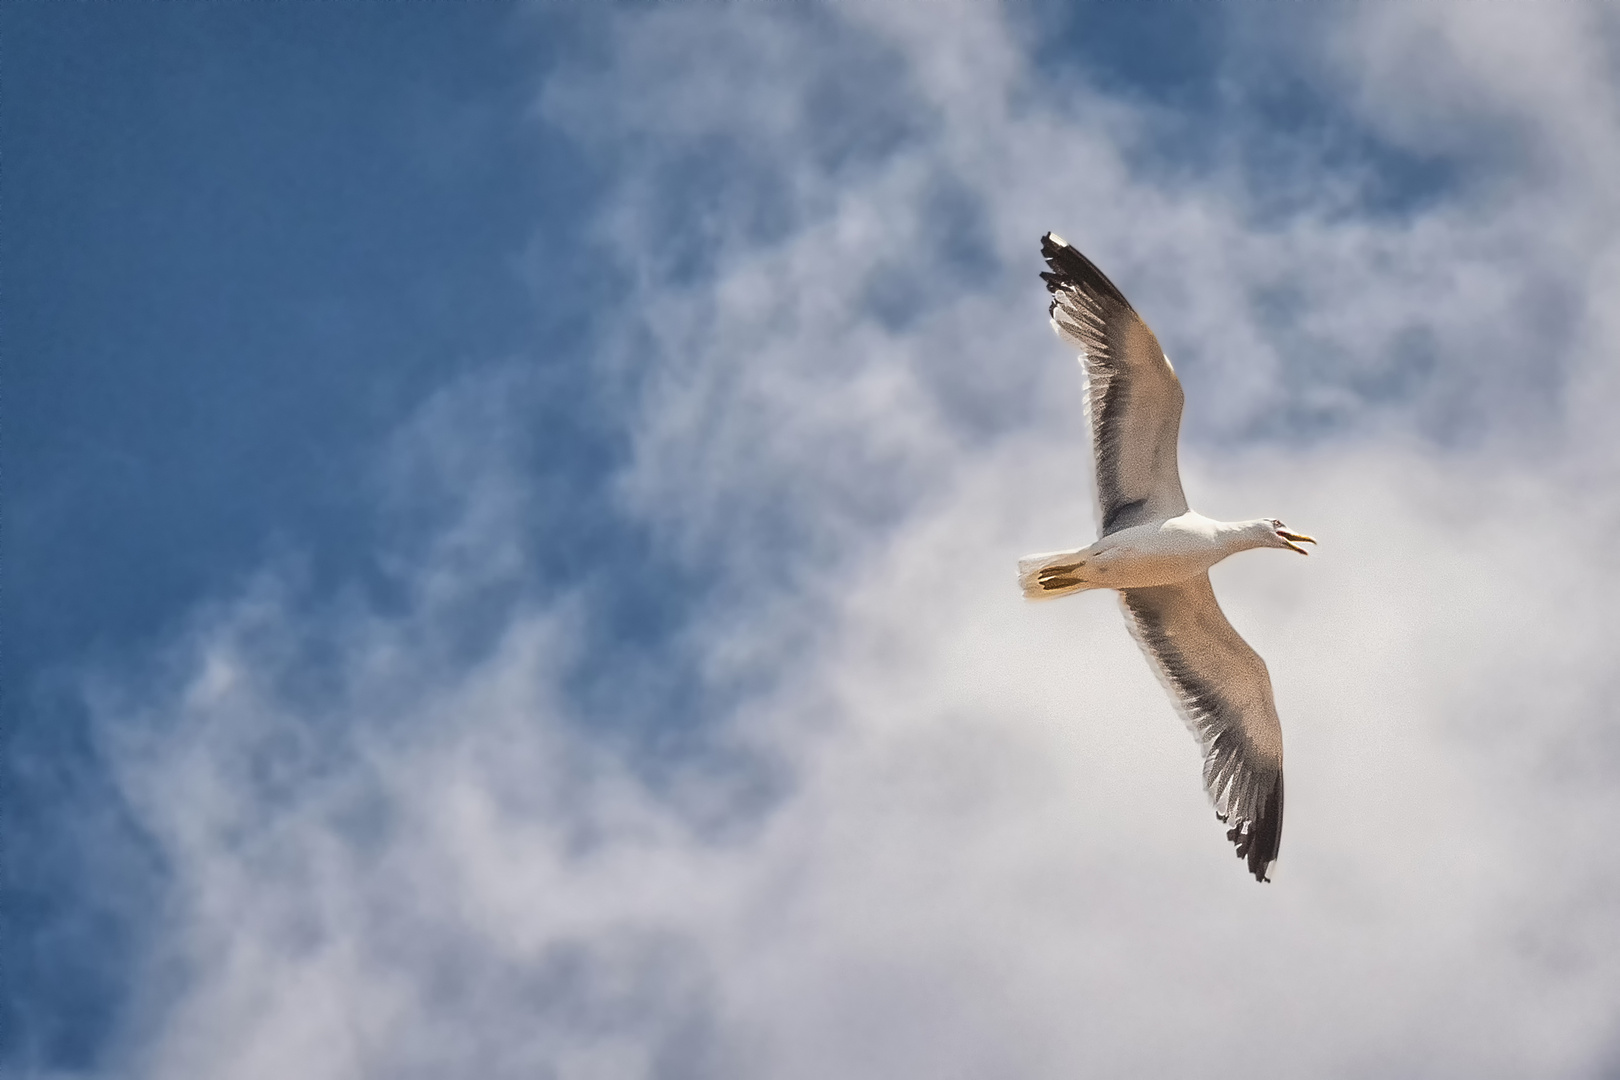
[{"left": 1026, "top": 232, "right": 1294, "bottom": 883}]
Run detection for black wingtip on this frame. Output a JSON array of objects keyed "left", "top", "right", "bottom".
[
  {"left": 1039, "top": 232, "right": 1134, "bottom": 309},
  {"left": 1225, "top": 774, "right": 1284, "bottom": 883}
]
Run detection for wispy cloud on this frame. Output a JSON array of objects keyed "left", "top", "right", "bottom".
[{"left": 62, "top": 3, "right": 1620, "bottom": 1077}]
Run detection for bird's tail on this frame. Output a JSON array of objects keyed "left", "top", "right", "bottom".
[{"left": 1018, "top": 548, "right": 1095, "bottom": 601}]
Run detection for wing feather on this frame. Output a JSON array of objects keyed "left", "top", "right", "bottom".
[
  {"left": 1119, "top": 576, "right": 1285, "bottom": 882},
  {"left": 1041, "top": 234, "right": 1188, "bottom": 535}
]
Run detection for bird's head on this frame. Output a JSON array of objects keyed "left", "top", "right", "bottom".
[{"left": 1262, "top": 518, "right": 1316, "bottom": 555}]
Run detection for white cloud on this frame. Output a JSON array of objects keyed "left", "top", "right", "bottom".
[{"left": 84, "top": 3, "right": 1620, "bottom": 1078}]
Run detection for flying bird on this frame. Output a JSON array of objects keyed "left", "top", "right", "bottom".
[{"left": 1019, "top": 233, "right": 1315, "bottom": 883}]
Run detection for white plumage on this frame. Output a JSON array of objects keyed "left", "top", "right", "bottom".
[{"left": 1021, "top": 233, "right": 1315, "bottom": 883}]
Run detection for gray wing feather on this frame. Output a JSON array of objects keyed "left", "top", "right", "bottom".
[
  {"left": 1119, "top": 575, "right": 1285, "bottom": 882},
  {"left": 1040, "top": 235, "right": 1188, "bottom": 536}
]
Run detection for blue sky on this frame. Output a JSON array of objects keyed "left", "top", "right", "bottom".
[
  {"left": 8, "top": 3, "right": 1620, "bottom": 1077},
  {"left": 7, "top": 3, "right": 611, "bottom": 1062}
]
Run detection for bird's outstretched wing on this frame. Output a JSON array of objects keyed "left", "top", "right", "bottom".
[
  {"left": 1119, "top": 575, "right": 1285, "bottom": 882},
  {"left": 1041, "top": 234, "right": 1188, "bottom": 536}
]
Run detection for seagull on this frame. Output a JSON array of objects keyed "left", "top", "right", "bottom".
[{"left": 1018, "top": 233, "right": 1315, "bottom": 883}]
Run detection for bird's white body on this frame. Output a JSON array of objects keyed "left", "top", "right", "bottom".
[{"left": 1020, "top": 513, "right": 1281, "bottom": 595}]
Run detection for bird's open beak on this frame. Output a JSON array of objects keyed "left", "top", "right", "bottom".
[{"left": 1278, "top": 530, "right": 1316, "bottom": 555}]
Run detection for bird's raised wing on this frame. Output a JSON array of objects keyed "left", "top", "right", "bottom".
[
  {"left": 1041, "top": 234, "right": 1188, "bottom": 536},
  {"left": 1119, "top": 575, "right": 1285, "bottom": 882}
]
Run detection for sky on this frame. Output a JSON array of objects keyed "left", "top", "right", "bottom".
[{"left": 6, "top": 1, "right": 1620, "bottom": 1076}]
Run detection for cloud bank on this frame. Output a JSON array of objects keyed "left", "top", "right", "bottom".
[{"left": 59, "top": 3, "right": 1620, "bottom": 1077}]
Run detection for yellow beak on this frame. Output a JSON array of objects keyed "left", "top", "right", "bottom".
[{"left": 1278, "top": 530, "right": 1316, "bottom": 555}]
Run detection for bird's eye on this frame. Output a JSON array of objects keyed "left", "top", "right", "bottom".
[{"left": 1271, "top": 519, "right": 1283, "bottom": 528}]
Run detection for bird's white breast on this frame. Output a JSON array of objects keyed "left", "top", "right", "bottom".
[{"left": 1086, "top": 513, "right": 1233, "bottom": 589}]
